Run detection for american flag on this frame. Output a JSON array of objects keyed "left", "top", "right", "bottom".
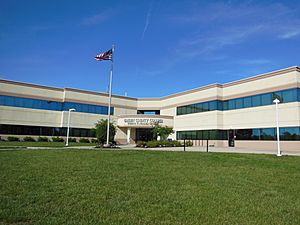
[{"left": 95, "top": 49, "right": 113, "bottom": 61}]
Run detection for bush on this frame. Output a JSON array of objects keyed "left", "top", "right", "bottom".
[
  {"left": 68, "top": 138, "right": 77, "bottom": 143},
  {"left": 172, "top": 140, "right": 182, "bottom": 147},
  {"left": 79, "top": 138, "right": 90, "bottom": 143},
  {"left": 90, "top": 139, "right": 97, "bottom": 143},
  {"left": 7, "top": 136, "right": 19, "bottom": 142},
  {"left": 145, "top": 141, "right": 160, "bottom": 148},
  {"left": 38, "top": 136, "right": 49, "bottom": 142},
  {"left": 185, "top": 140, "right": 193, "bottom": 146},
  {"left": 95, "top": 119, "right": 116, "bottom": 144},
  {"left": 52, "top": 137, "right": 64, "bottom": 142},
  {"left": 23, "top": 136, "right": 36, "bottom": 142},
  {"left": 138, "top": 140, "right": 183, "bottom": 148},
  {"left": 136, "top": 141, "right": 147, "bottom": 147}
]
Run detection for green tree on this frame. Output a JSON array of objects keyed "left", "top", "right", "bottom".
[
  {"left": 152, "top": 123, "right": 174, "bottom": 141},
  {"left": 95, "top": 119, "right": 116, "bottom": 144}
]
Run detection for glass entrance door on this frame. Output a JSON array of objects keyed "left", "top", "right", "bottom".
[
  {"left": 228, "top": 129, "right": 235, "bottom": 147},
  {"left": 135, "top": 128, "right": 153, "bottom": 142}
]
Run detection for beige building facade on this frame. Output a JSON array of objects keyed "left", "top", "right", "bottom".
[{"left": 1, "top": 66, "right": 300, "bottom": 151}]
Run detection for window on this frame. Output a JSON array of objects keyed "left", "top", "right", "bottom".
[
  {"left": 202, "top": 102, "right": 209, "bottom": 111},
  {"left": 243, "top": 97, "right": 252, "bottom": 108},
  {"left": 209, "top": 101, "right": 218, "bottom": 111},
  {"left": 281, "top": 89, "right": 297, "bottom": 103},
  {"left": 176, "top": 88, "right": 300, "bottom": 116},
  {"left": 260, "top": 128, "right": 275, "bottom": 140},
  {"left": 252, "top": 95, "right": 261, "bottom": 107},
  {"left": 235, "top": 98, "right": 244, "bottom": 109},
  {"left": 280, "top": 127, "right": 300, "bottom": 140},
  {"left": 261, "top": 93, "right": 272, "bottom": 106}
]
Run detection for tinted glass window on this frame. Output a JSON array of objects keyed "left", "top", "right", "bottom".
[
  {"left": 261, "top": 93, "right": 272, "bottom": 106},
  {"left": 260, "top": 128, "right": 275, "bottom": 140},
  {"left": 252, "top": 95, "right": 261, "bottom": 107},
  {"left": 235, "top": 98, "right": 244, "bottom": 109},
  {"left": 281, "top": 89, "right": 297, "bottom": 103},
  {"left": 243, "top": 97, "right": 252, "bottom": 108}
]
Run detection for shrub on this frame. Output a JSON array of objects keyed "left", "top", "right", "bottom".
[
  {"left": 139, "top": 140, "right": 183, "bottom": 148},
  {"left": 90, "top": 139, "right": 97, "bottom": 143},
  {"left": 172, "top": 140, "right": 182, "bottom": 147},
  {"left": 68, "top": 138, "right": 77, "bottom": 143},
  {"left": 136, "top": 141, "right": 147, "bottom": 147},
  {"left": 7, "top": 136, "right": 19, "bottom": 142},
  {"left": 79, "top": 138, "right": 90, "bottom": 143},
  {"left": 38, "top": 136, "right": 49, "bottom": 142},
  {"left": 145, "top": 141, "right": 160, "bottom": 148},
  {"left": 23, "top": 136, "right": 36, "bottom": 142},
  {"left": 52, "top": 137, "right": 64, "bottom": 142},
  {"left": 95, "top": 119, "right": 116, "bottom": 144},
  {"left": 185, "top": 140, "right": 193, "bottom": 146}
]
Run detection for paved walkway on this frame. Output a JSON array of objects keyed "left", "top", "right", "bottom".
[
  {"left": 121, "top": 145, "right": 300, "bottom": 156},
  {"left": 1, "top": 144, "right": 299, "bottom": 156}
]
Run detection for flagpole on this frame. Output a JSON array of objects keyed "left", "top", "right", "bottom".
[{"left": 106, "top": 45, "right": 114, "bottom": 146}]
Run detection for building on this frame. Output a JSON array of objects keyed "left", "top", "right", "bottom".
[{"left": 1, "top": 66, "right": 300, "bottom": 151}]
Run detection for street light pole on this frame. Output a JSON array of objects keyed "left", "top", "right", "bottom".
[
  {"left": 273, "top": 98, "right": 281, "bottom": 156},
  {"left": 66, "top": 108, "right": 76, "bottom": 147}
]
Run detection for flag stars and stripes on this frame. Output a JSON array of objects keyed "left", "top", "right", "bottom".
[{"left": 95, "top": 49, "right": 113, "bottom": 61}]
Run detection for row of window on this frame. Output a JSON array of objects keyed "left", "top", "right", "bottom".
[
  {"left": 0, "top": 95, "right": 114, "bottom": 115},
  {"left": 137, "top": 110, "right": 160, "bottom": 115},
  {"left": 176, "top": 127, "right": 300, "bottom": 141},
  {"left": 0, "top": 124, "right": 96, "bottom": 137},
  {"left": 177, "top": 88, "right": 300, "bottom": 115}
]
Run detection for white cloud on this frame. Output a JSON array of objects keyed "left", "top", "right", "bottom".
[
  {"left": 141, "top": 3, "right": 153, "bottom": 40},
  {"left": 81, "top": 11, "right": 113, "bottom": 26}
]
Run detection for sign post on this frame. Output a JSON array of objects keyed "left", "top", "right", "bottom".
[{"left": 273, "top": 98, "right": 281, "bottom": 157}]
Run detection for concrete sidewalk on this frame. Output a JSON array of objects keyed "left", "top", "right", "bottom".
[
  {"left": 1, "top": 144, "right": 299, "bottom": 156},
  {"left": 125, "top": 146, "right": 300, "bottom": 156}
]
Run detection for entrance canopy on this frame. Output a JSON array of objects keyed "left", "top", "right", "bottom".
[{"left": 117, "top": 114, "right": 173, "bottom": 128}]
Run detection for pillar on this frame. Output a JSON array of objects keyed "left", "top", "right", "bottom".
[{"left": 127, "top": 127, "right": 131, "bottom": 144}]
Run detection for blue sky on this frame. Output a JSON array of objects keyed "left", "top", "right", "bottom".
[{"left": 0, "top": 0, "right": 299, "bottom": 97}]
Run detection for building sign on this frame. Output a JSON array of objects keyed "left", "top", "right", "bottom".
[{"left": 123, "top": 118, "right": 163, "bottom": 126}]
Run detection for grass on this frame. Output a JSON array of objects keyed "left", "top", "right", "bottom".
[
  {"left": 0, "top": 141, "right": 95, "bottom": 148},
  {"left": 0, "top": 149, "right": 299, "bottom": 225}
]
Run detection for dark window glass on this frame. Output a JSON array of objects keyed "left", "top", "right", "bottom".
[
  {"left": 261, "top": 93, "right": 272, "bottom": 106},
  {"left": 202, "top": 130, "right": 209, "bottom": 139},
  {"left": 209, "top": 101, "right": 217, "bottom": 111},
  {"left": 251, "top": 129, "right": 260, "bottom": 140},
  {"left": 243, "top": 97, "right": 252, "bottom": 108},
  {"left": 209, "top": 130, "right": 218, "bottom": 140},
  {"left": 223, "top": 101, "right": 228, "bottom": 110},
  {"left": 228, "top": 100, "right": 236, "bottom": 110},
  {"left": 235, "top": 98, "right": 244, "bottom": 109},
  {"left": 236, "top": 129, "right": 252, "bottom": 140},
  {"left": 197, "top": 103, "right": 203, "bottom": 112},
  {"left": 260, "top": 128, "right": 275, "bottom": 140},
  {"left": 196, "top": 130, "right": 203, "bottom": 139},
  {"left": 217, "top": 101, "right": 223, "bottom": 110},
  {"left": 252, "top": 95, "right": 261, "bottom": 107},
  {"left": 202, "top": 102, "right": 209, "bottom": 111},
  {"left": 272, "top": 91, "right": 283, "bottom": 102},
  {"left": 280, "top": 127, "right": 300, "bottom": 140},
  {"left": 281, "top": 89, "right": 297, "bottom": 103}
]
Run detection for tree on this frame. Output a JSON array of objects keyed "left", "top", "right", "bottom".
[
  {"left": 95, "top": 119, "right": 116, "bottom": 144},
  {"left": 152, "top": 123, "right": 174, "bottom": 141}
]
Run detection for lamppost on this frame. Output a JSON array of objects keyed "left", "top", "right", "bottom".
[
  {"left": 273, "top": 98, "right": 281, "bottom": 156},
  {"left": 66, "top": 108, "right": 76, "bottom": 146}
]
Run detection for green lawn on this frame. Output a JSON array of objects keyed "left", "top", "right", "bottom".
[
  {"left": 0, "top": 150, "right": 299, "bottom": 225},
  {"left": 0, "top": 141, "right": 95, "bottom": 148}
]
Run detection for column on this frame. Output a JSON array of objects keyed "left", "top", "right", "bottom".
[{"left": 127, "top": 127, "right": 131, "bottom": 144}]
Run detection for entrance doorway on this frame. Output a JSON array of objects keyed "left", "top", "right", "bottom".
[
  {"left": 228, "top": 129, "right": 235, "bottom": 147},
  {"left": 135, "top": 128, "right": 153, "bottom": 142}
]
